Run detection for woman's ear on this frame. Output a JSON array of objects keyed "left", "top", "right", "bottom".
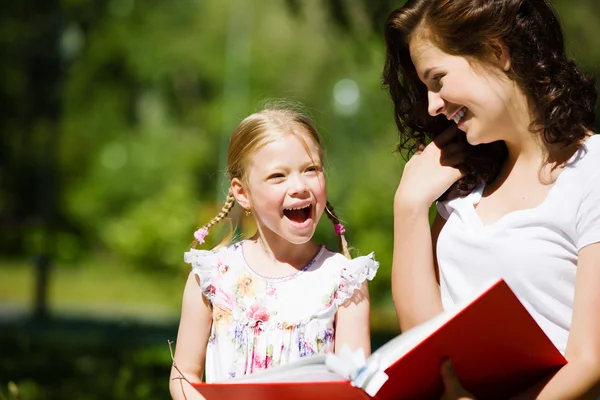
[
  {"left": 496, "top": 41, "right": 511, "bottom": 72},
  {"left": 231, "top": 178, "right": 251, "bottom": 210}
]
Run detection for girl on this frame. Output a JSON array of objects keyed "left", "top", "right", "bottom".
[
  {"left": 169, "top": 105, "right": 379, "bottom": 399},
  {"left": 383, "top": 0, "right": 600, "bottom": 398}
]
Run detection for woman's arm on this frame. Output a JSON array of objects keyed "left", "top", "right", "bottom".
[
  {"left": 335, "top": 281, "right": 371, "bottom": 357},
  {"left": 392, "top": 205, "right": 445, "bottom": 331},
  {"left": 441, "top": 243, "right": 600, "bottom": 400},
  {"left": 392, "top": 126, "right": 466, "bottom": 332},
  {"left": 514, "top": 242, "right": 600, "bottom": 399},
  {"left": 169, "top": 272, "right": 213, "bottom": 400}
]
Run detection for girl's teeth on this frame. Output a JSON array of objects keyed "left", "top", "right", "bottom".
[{"left": 287, "top": 205, "right": 309, "bottom": 211}]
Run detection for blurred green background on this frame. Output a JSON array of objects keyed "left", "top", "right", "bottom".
[{"left": 1, "top": 0, "right": 599, "bottom": 398}]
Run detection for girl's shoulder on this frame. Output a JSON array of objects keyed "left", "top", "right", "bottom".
[
  {"left": 183, "top": 240, "right": 243, "bottom": 267},
  {"left": 319, "top": 249, "right": 379, "bottom": 273},
  {"left": 183, "top": 241, "right": 245, "bottom": 290},
  {"left": 318, "top": 249, "right": 379, "bottom": 305}
]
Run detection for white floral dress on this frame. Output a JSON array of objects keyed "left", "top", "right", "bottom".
[{"left": 183, "top": 240, "right": 379, "bottom": 383}]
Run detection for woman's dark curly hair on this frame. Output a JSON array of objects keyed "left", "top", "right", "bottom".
[{"left": 383, "top": 0, "right": 597, "bottom": 196}]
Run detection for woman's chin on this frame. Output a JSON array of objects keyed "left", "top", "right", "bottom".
[{"left": 463, "top": 129, "right": 487, "bottom": 146}]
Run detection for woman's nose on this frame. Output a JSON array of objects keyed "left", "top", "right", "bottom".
[{"left": 428, "top": 91, "right": 444, "bottom": 116}]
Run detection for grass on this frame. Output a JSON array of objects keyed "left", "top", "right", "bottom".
[
  {"left": 0, "top": 261, "right": 33, "bottom": 303},
  {"left": 0, "top": 257, "right": 186, "bottom": 322},
  {"left": 0, "top": 256, "right": 400, "bottom": 332}
]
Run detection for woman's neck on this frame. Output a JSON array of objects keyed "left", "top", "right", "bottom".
[
  {"left": 503, "top": 130, "right": 545, "bottom": 169},
  {"left": 500, "top": 87, "right": 580, "bottom": 170}
]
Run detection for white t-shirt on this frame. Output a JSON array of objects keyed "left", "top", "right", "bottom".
[{"left": 436, "top": 134, "right": 600, "bottom": 354}]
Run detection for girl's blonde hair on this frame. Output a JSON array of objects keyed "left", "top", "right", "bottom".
[{"left": 192, "top": 104, "right": 351, "bottom": 258}]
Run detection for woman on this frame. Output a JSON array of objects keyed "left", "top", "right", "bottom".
[{"left": 383, "top": 0, "right": 600, "bottom": 398}]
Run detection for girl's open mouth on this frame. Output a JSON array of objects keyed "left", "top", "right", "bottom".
[{"left": 283, "top": 204, "right": 312, "bottom": 224}]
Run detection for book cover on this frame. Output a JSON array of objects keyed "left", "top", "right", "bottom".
[{"left": 191, "top": 279, "right": 567, "bottom": 400}]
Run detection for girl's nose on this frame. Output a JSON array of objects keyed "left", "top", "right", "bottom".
[{"left": 289, "top": 175, "right": 309, "bottom": 195}]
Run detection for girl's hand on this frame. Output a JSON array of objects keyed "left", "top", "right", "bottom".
[
  {"left": 395, "top": 125, "right": 467, "bottom": 209},
  {"left": 440, "top": 359, "right": 476, "bottom": 400}
]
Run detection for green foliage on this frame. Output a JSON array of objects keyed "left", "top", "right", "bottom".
[
  {"left": 3, "top": 0, "right": 600, "bottom": 300},
  {"left": 48, "top": 0, "right": 402, "bottom": 293}
]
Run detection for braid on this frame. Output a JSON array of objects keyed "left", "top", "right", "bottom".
[
  {"left": 191, "top": 189, "right": 236, "bottom": 248},
  {"left": 325, "top": 201, "right": 351, "bottom": 259},
  {"left": 206, "top": 189, "right": 235, "bottom": 229}
]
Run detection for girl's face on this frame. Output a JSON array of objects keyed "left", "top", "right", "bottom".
[
  {"left": 409, "top": 33, "right": 517, "bottom": 145},
  {"left": 235, "top": 131, "right": 327, "bottom": 245}
]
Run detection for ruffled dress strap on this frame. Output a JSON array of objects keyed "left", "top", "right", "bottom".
[
  {"left": 336, "top": 252, "right": 379, "bottom": 307},
  {"left": 184, "top": 248, "right": 220, "bottom": 301}
]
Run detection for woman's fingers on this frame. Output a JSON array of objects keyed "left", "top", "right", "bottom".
[
  {"left": 441, "top": 142, "right": 466, "bottom": 157},
  {"left": 433, "top": 125, "right": 460, "bottom": 147},
  {"left": 440, "top": 359, "right": 476, "bottom": 400},
  {"left": 440, "top": 142, "right": 467, "bottom": 166},
  {"left": 440, "top": 155, "right": 467, "bottom": 169},
  {"left": 440, "top": 359, "right": 462, "bottom": 394}
]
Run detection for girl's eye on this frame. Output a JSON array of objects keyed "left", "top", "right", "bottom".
[
  {"left": 306, "top": 165, "right": 322, "bottom": 173},
  {"left": 268, "top": 173, "right": 285, "bottom": 180},
  {"left": 432, "top": 75, "right": 444, "bottom": 88}
]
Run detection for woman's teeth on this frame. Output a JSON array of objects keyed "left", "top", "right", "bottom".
[{"left": 453, "top": 108, "right": 466, "bottom": 124}]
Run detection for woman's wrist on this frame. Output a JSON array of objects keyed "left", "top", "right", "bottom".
[{"left": 394, "top": 188, "right": 433, "bottom": 216}]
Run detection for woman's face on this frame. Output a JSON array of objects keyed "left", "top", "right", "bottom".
[{"left": 409, "top": 32, "right": 519, "bottom": 145}]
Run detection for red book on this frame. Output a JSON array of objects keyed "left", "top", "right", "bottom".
[{"left": 192, "top": 279, "right": 567, "bottom": 400}]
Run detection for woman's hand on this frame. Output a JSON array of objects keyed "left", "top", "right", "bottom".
[
  {"left": 395, "top": 125, "right": 467, "bottom": 210},
  {"left": 440, "top": 359, "right": 476, "bottom": 400}
]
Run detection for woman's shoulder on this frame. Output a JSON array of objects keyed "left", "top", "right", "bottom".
[
  {"left": 436, "top": 184, "right": 483, "bottom": 220},
  {"left": 559, "top": 134, "right": 600, "bottom": 185},
  {"left": 567, "top": 134, "right": 600, "bottom": 168}
]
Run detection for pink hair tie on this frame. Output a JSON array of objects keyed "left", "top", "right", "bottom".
[
  {"left": 193, "top": 227, "right": 209, "bottom": 244},
  {"left": 334, "top": 223, "right": 345, "bottom": 235}
]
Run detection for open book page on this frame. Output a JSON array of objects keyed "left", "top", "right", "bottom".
[
  {"left": 211, "top": 278, "right": 500, "bottom": 386},
  {"left": 194, "top": 279, "right": 564, "bottom": 400},
  {"left": 226, "top": 355, "right": 345, "bottom": 384},
  {"left": 370, "top": 278, "right": 501, "bottom": 371}
]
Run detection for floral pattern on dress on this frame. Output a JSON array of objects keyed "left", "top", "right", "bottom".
[{"left": 184, "top": 241, "right": 379, "bottom": 383}]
